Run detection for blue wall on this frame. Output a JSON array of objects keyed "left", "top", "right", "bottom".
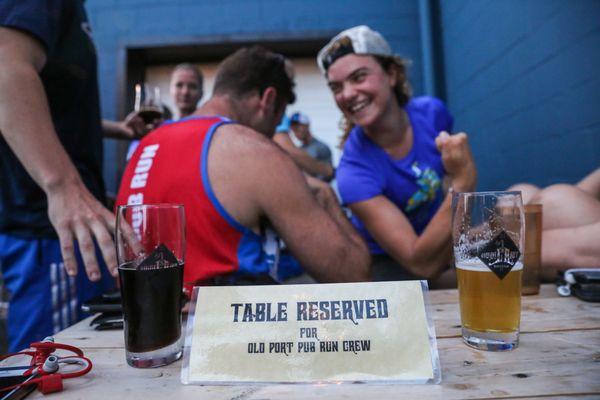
[
  {"left": 89, "top": 0, "right": 600, "bottom": 193},
  {"left": 86, "top": 0, "right": 422, "bottom": 195},
  {"left": 439, "top": 0, "right": 600, "bottom": 190}
]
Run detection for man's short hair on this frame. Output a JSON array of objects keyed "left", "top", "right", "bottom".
[
  {"left": 213, "top": 46, "right": 296, "bottom": 108},
  {"left": 172, "top": 63, "right": 204, "bottom": 87}
]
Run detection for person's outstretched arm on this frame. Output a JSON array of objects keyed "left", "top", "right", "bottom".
[
  {"left": 209, "top": 125, "right": 370, "bottom": 282},
  {"left": 102, "top": 111, "right": 163, "bottom": 140},
  {"left": 0, "top": 27, "right": 117, "bottom": 280}
]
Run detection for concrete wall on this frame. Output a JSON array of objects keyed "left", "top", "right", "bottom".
[
  {"left": 86, "top": 0, "right": 422, "bottom": 195},
  {"left": 439, "top": 0, "right": 600, "bottom": 189}
]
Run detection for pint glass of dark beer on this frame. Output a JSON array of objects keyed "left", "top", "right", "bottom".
[
  {"left": 452, "top": 192, "right": 524, "bottom": 351},
  {"left": 116, "top": 204, "right": 185, "bottom": 367}
]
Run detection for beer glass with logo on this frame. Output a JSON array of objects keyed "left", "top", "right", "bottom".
[
  {"left": 116, "top": 204, "right": 185, "bottom": 367},
  {"left": 452, "top": 191, "right": 524, "bottom": 351}
]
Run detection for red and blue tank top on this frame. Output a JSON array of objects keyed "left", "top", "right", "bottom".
[{"left": 116, "top": 116, "right": 299, "bottom": 288}]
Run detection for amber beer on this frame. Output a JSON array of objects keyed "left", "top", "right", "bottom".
[
  {"left": 457, "top": 261, "right": 522, "bottom": 333},
  {"left": 453, "top": 191, "right": 524, "bottom": 351}
]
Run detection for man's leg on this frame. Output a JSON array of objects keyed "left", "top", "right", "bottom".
[
  {"left": 527, "top": 184, "right": 600, "bottom": 280},
  {"left": 541, "top": 221, "right": 600, "bottom": 281},
  {"left": 0, "top": 235, "right": 54, "bottom": 351},
  {"left": 576, "top": 168, "right": 600, "bottom": 200},
  {"left": 507, "top": 183, "right": 542, "bottom": 205},
  {"left": 530, "top": 184, "right": 600, "bottom": 230},
  {"left": 0, "top": 234, "right": 115, "bottom": 351}
]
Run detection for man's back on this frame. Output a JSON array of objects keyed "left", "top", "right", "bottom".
[
  {"left": 117, "top": 114, "right": 369, "bottom": 286},
  {"left": 116, "top": 116, "right": 291, "bottom": 287},
  {"left": 118, "top": 45, "right": 369, "bottom": 286}
]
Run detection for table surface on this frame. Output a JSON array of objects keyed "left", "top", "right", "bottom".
[{"left": 28, "top": 284, "right": 600, "bottom": 399}]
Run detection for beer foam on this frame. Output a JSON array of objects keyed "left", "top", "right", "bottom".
[{"left": 456, "top": 260, "right": 523, "bottom": 272}]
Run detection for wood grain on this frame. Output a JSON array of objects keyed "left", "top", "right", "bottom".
[{"left": 24, "top": 284, "right": 598, "bottom": 399}]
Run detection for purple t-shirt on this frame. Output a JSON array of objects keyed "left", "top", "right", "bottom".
[{"left": 337, "top": 96, "right": 454, "bottom": 254}]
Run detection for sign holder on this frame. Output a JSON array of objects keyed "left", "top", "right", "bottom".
[{"left": 181, "top": 281, "right": 441, "bottom": 385}]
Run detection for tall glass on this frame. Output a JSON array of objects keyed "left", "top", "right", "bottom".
[
  {"left": 116, "top": 204, "right": 185, "bottom": 367},
  {"left": 452, "top": 191, "right": 524, "bottom": 351},
  {"left": 522, "top": 204, "right": 542, "bottom": 295}
]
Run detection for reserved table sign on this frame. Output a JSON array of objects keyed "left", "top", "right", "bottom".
[{"left": 181, "top": 281, "right": 440, "bottom": 384}]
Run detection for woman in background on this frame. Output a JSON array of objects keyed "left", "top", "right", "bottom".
[{"left": 318, "top": 26, "right": 477, "bottom": 283}]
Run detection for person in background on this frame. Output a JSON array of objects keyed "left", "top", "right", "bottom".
[
  {"left": 289, "top": 112, "right": 334, "bottom": 182},
  {"left": 116, "top": 46, "right": 370, "bottom": 288},
  {"left": 126, "top": 64, "right": 203, "bottom": 160},
  {"left": 509, "top": 168, "right": 600, "bottom": 281},
  {"left": 318, "top": 25, "right": 477, "bottom": 284},
  {"left": 272, "top": 61, "right": 335, "bottom": 181},
  {"left": 0, "top": 0, "right": 151, "bottom": 351},
  {"left": 170, "top": 63, "right": 204, "bottom": 120}
]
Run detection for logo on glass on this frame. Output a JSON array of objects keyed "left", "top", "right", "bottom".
[
  {"left": 138, "top": 243, "right": 179, "bottom": 270},
  {"left": 477, "top": 231, "right": 521, "bottom": 279}
]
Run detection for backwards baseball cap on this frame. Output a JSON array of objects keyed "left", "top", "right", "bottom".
[
  {"left": 317, "top": 25, "right": 396, "bottom": 74},
  {"left": 290, "top": 112, "right": 310, "bottom": 125}
]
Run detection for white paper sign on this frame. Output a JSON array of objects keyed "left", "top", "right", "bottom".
[{"left": 182, "top": 281, "right": 440, "bottom": 384}]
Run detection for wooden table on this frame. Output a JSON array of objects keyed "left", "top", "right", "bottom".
[{"left": 31, "top": 284, "right": 600, "bottom": 399}]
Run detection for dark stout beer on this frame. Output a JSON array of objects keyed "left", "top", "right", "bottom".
[
  {"left": 138, "top": 107, "right": 162, "bottom": 124},
  {"left": 118, "top": 261, "right": 183, "bottom": 353}
]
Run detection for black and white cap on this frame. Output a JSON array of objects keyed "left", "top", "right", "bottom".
[{"left": 317, "top": 25, "right": 394, "bottom": 74}]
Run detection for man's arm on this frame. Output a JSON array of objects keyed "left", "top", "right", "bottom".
[
  {"left": 102, "top": 111, "right": 161, "bottom": 140},
  {"left": 273, "top": 132, "right": 335, "bottom": 181},
  {"left": 0, "top": 27, "right": 117, "bottom": 280},
  {"left": 209, "top": 125, "right": 370, "bottom": 282},
  {"left": 102, "top": 118, "right": 140, "bottom": 140}
]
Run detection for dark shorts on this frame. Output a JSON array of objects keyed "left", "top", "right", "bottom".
[{"left": 370, "top": 253, "right": 419, "bottom": 281}]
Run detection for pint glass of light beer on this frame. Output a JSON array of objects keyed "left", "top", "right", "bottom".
[{"left": 452, "top": 191, "right": 524, "bottom": 351}]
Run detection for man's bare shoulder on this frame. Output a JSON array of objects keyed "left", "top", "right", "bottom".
[
  {"left": 212, "top": 123, "right": 291, "bottom": 165},
  {"left": 207, "top": 123, "right": 305, "bottom": 230}
]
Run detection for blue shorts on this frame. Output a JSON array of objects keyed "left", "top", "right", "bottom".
[{"left": 0, "top": 234, "right": 116, "bottom": 352}]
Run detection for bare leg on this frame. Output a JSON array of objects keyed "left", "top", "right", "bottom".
[
  {"left": 527, "top": 184, "right": 600, "bottom": 280},
  {"left": 576, "top": 168, "right": 600, "bottom": 200},
  {"left": 507, "top": 183, "right": 541, "bottom": 205},
  {"left": 540, "top": 221, "right": 600, "bottom": 282},
  {"left": 530, "top": 184, "right": 600, "bottom": 230}
]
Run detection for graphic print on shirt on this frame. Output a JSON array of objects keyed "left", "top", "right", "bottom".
[{"left": 405, "top": 162, "right": 441, "bottom": 212}]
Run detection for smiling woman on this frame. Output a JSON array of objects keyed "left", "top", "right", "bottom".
[
  {"left": 169, "top": 63, "right": 204, "bottom": 119},
  {"left": 318, "top": 26, "right": 477, "bottom": 284}
]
